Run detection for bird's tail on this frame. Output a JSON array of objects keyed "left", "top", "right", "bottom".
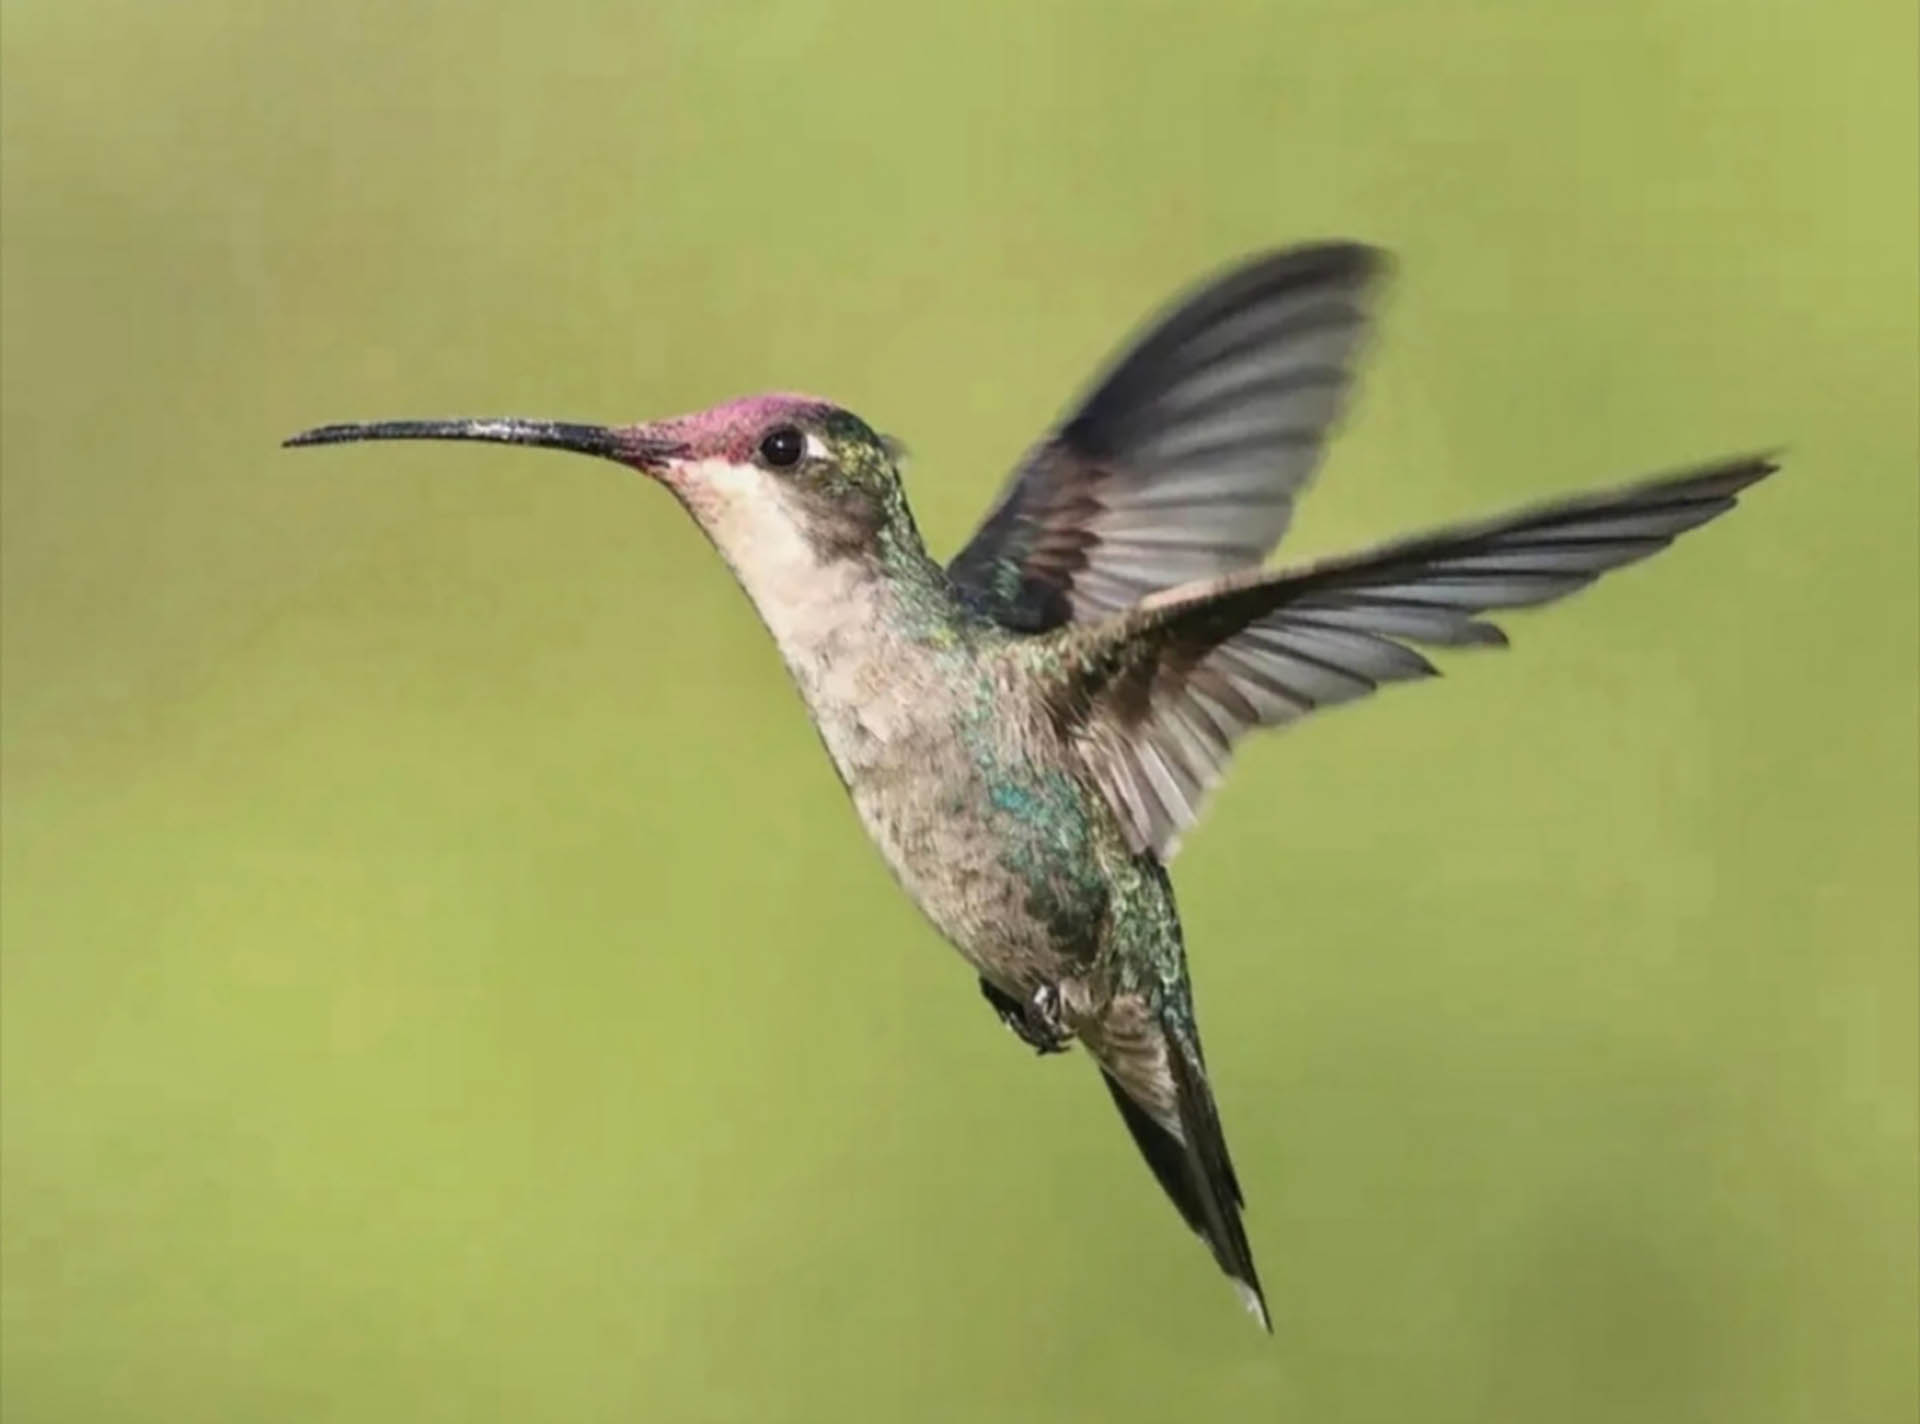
[{"left": 1098, "top": 1020, "right": 1270, "bottom": 1331}]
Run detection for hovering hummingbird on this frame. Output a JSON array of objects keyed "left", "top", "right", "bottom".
[{"left": 287, "top": 243, "right": 1774, "bottom": 1330}]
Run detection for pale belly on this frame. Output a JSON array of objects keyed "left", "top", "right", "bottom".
[
  {"left": 837, "top": 729, "right": 1109, "bottom": 997},
  {"left": 706, "top": 518, "right": 1110, "bottom": 997}
]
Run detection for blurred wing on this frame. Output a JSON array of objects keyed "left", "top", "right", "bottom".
[
  {"left": 1050, "top": 455, "right": 1778, "bottom": 858},
  {"left": 948, "top": 243, "right": 1386, "bottom": 632}
]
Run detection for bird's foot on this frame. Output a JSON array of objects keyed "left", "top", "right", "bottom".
[{"left": 980, "top": 977, "right": 1073, "bottom": 1055}]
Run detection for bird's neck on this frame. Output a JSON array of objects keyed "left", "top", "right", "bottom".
[{"left": 665, "top": 460, "right": 967, "bottom": 694}]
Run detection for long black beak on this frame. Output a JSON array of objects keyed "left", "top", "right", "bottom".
[{"left": 282, "top": 418, "right": 687, "bottom": 466}]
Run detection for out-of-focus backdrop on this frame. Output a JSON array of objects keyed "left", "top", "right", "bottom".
[{"left": 4, "top": 2, "right": 1915, "bottom": 1420}]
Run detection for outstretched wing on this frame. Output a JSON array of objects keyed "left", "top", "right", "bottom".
[
  {"left": 948, "top": 244, "right": 1386, "bottom": 632},
  {"left": 1042, "top": 455, "right": 1778, "bottom": 859}
]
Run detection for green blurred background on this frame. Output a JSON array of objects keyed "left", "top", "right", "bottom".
[{"left": 4, "top": 0, "right": 1915, "bottom": 1419}]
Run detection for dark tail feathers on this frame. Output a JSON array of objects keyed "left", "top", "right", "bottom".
[{"left": 1100, "top": 1033, "right": 1270, "bottom": 1331}]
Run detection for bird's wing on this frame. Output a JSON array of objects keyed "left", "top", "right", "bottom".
[
  {"left": 946, "top": 244, "right": 1385, "bottom": 633},
  {"left": 1091, "top": 986, "right": 1269, "bottom": 1330},
  {"left": 1038, "top": 455, "right": 1777, "bottom": 860}
]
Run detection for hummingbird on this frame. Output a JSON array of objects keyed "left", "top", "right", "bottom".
[{"left": 286, "top": 243, "right": 1774, "bottom": 1330}]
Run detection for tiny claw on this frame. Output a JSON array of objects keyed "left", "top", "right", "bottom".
[
  {"left": 1026, "top": 984, "right": 1069, "bottom": 1053},
  {"left": 980, "top": 977, "right": 1074, "bottom": 1055}
]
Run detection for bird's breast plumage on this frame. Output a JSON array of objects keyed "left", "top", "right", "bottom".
[{"left": 712, "top": 540, "right": 1120, "bottom": 995}]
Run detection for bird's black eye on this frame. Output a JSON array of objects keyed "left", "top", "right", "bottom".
[{"left": 759, "top": 426, "right": 804, "bottom": 469}]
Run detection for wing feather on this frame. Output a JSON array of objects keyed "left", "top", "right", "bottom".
[
  {"left": 948, "top": 244, "right": 1387, "bottom": 631},
  {"left": 1040, "top": 455, "right": 1778, "bottom": 857}
]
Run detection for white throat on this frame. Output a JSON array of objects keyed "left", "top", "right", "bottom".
[{"left": 661, "top": 456, "right": 877, "bottom": 684}]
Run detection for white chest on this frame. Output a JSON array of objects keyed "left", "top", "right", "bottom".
[
  {"left": 668, "top": 457, "right": 943, "bottom": 773},
  {"left": 664, "top": 456, "right": 1028, "bottom": 967}
]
